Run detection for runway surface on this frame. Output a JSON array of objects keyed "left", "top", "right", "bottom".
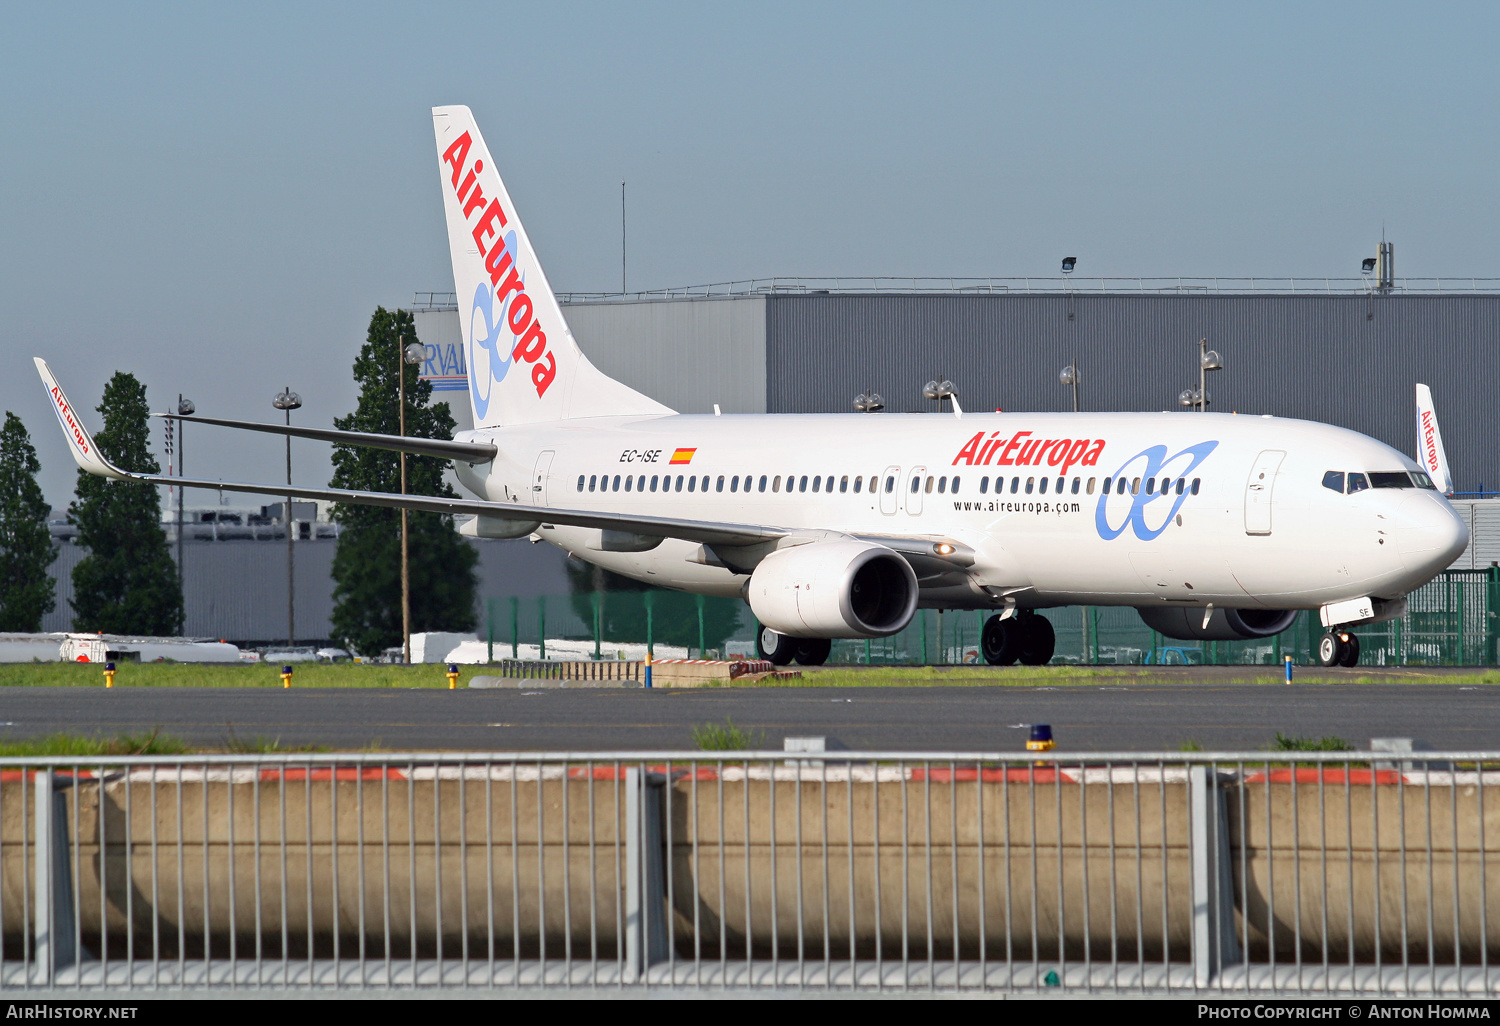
[{"left": 3, "top": 672, "right": 1500, "bottom": 753}]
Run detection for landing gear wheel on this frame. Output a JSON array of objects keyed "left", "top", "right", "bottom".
[
  {"left": 1317, "top": 632, "right": 1355, "bottom": 668},
  {"left": 981, "top": 615, "right": 1023, "bottom": 666},
  {"left": 757, "top": 627, "right": 798, "bottom": 666},
  {"left": 1018, "top": 614, "right": 1057, "bottom": 666},
  {"left": 794, "top": 638, "right": 832, "bottom": 666},
  {"left": 1337, "top": 632, "right": 1360, "bottom": 667}
]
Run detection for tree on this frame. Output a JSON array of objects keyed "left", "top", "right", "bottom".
[
  {"left": 0, "top": 413, "right": 57, "bottom": 631},
  {"left": 69, "top": 373, "right": 183, "bottom": 635},
  {"left": 329, "top": 307, "right": 478, "bottom": 656}
]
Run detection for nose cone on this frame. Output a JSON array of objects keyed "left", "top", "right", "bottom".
[{"left": 1395, "top": 493, "right": 1469, "bottom": 580}]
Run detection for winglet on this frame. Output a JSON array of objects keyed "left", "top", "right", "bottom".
[
  {"left": 33, "top": 358, "right": 131, "bottom": 481},
  {"left": 1415, "top": 383, "right": 1454, "bottom": 495}
]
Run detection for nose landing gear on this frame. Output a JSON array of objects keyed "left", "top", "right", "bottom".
[
  {"left": 982, "top": 612, "right": 1056, "bottom": 666},
  {"left": 1317, "top": 629, "right": 1361, "bottom": 667}
]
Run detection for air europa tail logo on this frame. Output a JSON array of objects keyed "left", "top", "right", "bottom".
[
  {"left": 1421, "top": 409, "right": 1441, "bottom": 473},
  {"left": 443, "top": 131, "right": 556, "bottom": 411},
  {"left": 952, "top": 430, "right": 1105, "bottom": 475}
]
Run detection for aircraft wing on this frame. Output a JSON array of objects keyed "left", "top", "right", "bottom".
[
  {"left": 154, "top": 413, "right": 497, "bottom": 464},
  {"left": 38, "top": 358, "right": 982, "bottom": 572}
]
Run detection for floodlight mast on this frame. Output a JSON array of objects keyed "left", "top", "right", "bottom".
[
  {"left": 398, "top": 336, "right": 425, "bottom": 664},
  {"left": 273, "top": 387, "right": 302, "bottom": 648}
]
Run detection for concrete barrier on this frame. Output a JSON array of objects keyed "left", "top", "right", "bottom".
[{"left": 0, "top": 771, "right": 1496, "bottom": 962}]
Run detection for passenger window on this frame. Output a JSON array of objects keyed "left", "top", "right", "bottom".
[
  {"left": 937, "top": 477, "right": 947, "bottom": 494},
  {"left": 675, "top": 475, "right": 684, "bottom": 492},
  {"left": 625, "top": 476, "right": 633, "bottom": 492},
  {"left": 1146, "top": 478, "right": 1156, "bottom": 495},
  {"left": 980, "top": 477, "right": 989, "bottom": 494},
  {"left": 812, "top": 476, "right": 821, "bottom": 493},
  {"left": 730, "top": 476, "right": 738, "bottom": 492},
  {"left": 1011, "top": 477, "right": 1020, "bottom": 494},
  {"left": 1191, "top": 478, "right": 1201, "bottom": 495},
  {"left": 840, "top": 475, "right": 848, "bottom": 493},
  {"left": 687, "top": 476, "right": 696, "bottom": 492},
  {"left": 588, "top": 475, "right": 597, "bottom": 492},
  {"left": 885, "top": 476, "right": 895, "bottom": 493},
  {"left": 577, "top": 475, "right": 585, "bottom": 492},
  {"left": 613, "top": 475, "right": 621, "bottom": 491},
  {"left": 650, "top": 475, "right": 658, "bottom": 492},
  {"left": 951, "top": 476, "right": 961, "bottom": 494},
  {"left": 1038, "top": 477, "right": 1048, "bottom": 494},
  {"left": 1102, "top": 477, "right": 1112, "bottom": 494},
  {"left": 759, "top": 475, "right": 768, "bottom": 492},
  {"left": 910, "top": 477, "right": 920, "bottom": 493},
  {"left": 799, "top": 475, "right": 808, "bottom": 492},
  {"left": 1174, "top": 479, "right": 1183, "bottom": 495},
  {"left": 853, "top": 476, "right": 862, "bottom": 493},
  {"left": 923, "top": 476, "right": 933, "bottom": 493},
  {"left": 1132, "top": 477, "right": 1141, "bottom": 495},
  {"left": 1025, "top": 477, "right": 1034, "bottom": 494},
  {"left": 1071, "top": 478, "right": 1080, "bottom": 495},
  {"left": 772, "top": 475, "right": 781, "bottom": 492},
  {"left": 1087, "top": 478, "right": 1096, "bottom": 495},
  {"left": 1322, "top": 471, "right": 1344, "bottom": 493}
]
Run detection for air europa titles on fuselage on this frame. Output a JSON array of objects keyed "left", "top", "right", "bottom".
[
  {"left": 443, "top": 131, "right": 556, "bottom": 402},
  {"left": 951, "top": 431, "right": 1105, "bottom": 475}
]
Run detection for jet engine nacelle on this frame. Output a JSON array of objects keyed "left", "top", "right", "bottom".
[
  {"left": 747, "top": 540, "right": 918, "bottom": 639},
  {"left": 1137, "top": 606, "right": 1298, "bottom": 642}
]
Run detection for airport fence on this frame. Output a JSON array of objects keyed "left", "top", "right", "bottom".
[
  {"left": 485, "top": 568, "right": 1500, "bottom": 668},
  {"left": 5, "top": 750, "right": 1500, "bottom": 995}
]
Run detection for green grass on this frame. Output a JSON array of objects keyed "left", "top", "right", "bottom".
[
  {"left": 0, "top": 662, "right": 486, "bottom": 689},
  {"left": 691, "top": 718, "right": 764, "bottom": 751},
  {"left": 0, "top": 729, "right": 193, "bottom": 758},
  {"left": 6, "top": 661, "right": 1500, "bottom": 690},
  {"left": 1271, "top": 732, "right": 1355, "bottom": 752}
]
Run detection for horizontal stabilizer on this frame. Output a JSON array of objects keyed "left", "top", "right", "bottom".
[{"left": 153, "top": 413, "right": 496, "bottom": 464}]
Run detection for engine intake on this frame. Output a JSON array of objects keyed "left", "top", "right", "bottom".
[
  {"left": 747, "top": 540, "right": 918, "bottom": 639},
  {"left": 1137, "top": 606, "right": 1298, "bottom": 642}
]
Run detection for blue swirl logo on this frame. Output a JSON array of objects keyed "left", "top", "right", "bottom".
[
  {"left": 466, "top": 230, "right": 521, "bottom": 419},
  {"left": 1094, "top": 440, "right": 1218, "bottom": 541}
]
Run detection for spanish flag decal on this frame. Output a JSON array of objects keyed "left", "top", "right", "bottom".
[{"left": 669, "top": 447, "right": 697, "bottom": 465}]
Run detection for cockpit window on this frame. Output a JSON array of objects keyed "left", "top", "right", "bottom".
[
  {"left": 1347, "top": 473, "right": 1369, "bottom": 493},
  {"left": 1322, "top": 471, "right": 1345, "bottom": 493},
  {"left": 1369, "top": 472, "right": 1414, "bottom": 489},
  {"left": 1411, "top": 471, "right": 1437, "bottom": 490}
]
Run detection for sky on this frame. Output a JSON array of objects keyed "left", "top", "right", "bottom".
[{"left": 2, "top": 1, "right": 1498, "bottom": 507}]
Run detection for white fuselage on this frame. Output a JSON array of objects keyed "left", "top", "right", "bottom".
[{"left": 453, "top": 410, "right": 1469, "bottom": 612}]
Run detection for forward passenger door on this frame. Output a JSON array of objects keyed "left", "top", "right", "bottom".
[{"left": 1244, "top": 449, "right": 1285, "bottom": 535}]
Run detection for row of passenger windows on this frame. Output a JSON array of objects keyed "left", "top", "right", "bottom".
[
  {"left": 578, "top": 472, "right": 1202, "bottom": 497},
  {"left": 1321, "top": 470, "right": 1436, "bottom": 494}
]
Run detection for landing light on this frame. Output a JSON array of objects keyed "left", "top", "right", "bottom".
[{"left": 934, "top": 542, "right": 956, "bottom": 556}]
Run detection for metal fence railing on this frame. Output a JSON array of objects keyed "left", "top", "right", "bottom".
[
  {"left": 482, "top": 569, "right": 1500, "bottom": 668},
  {"left": 5, "top": 750, "right": 1500, "bottom": 994}
]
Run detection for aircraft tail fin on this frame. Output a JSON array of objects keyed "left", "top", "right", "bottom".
[
  {"left": 431, "top": 105, "right": 672, "bottom": 429},
  {"left": 1415, "top": 383, "right": 1455, "bottom": 495}
]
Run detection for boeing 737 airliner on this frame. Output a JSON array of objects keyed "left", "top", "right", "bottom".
[{"left": 34, "top": 105, "right": 1470, "bottom": 668}]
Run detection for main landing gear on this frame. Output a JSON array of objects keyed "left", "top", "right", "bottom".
[
  {"left": 757, "top": 627, "right": 832, "bottom": 667},
  {"left": 981, "top": 612, "right": 1056, "bottom": 667},
  {"left": 1317, "top": 629, "right": 1361, "bottom": 667}
]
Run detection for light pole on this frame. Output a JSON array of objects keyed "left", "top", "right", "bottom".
[
  {"left": 273, "top": 387, "right": 302, "bottom": 648},
  {"left": 1178, "top": 339, "right": 1222, "bottom": 412},
  {"left": 175, "top": 396, "right": 194, "bottom": 596},
  {"left": 1059, "top": 360, "right": 1080, "bottom": 411},
  {"left": 397, "top": 335, "right": 425, "bottom": 664}
]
